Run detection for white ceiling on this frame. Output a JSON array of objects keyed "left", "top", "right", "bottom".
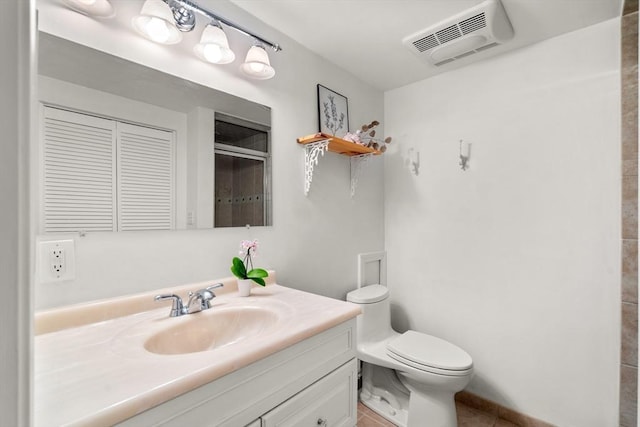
[{"left": 229, "top": 0, "right": 623, "bottom": 91}]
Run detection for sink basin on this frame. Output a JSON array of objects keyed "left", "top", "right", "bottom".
[{"left": 145, "top": 306, "right": 280, "bottom": 355}]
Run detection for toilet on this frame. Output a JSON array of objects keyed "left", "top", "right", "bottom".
[{"left": 347, "top": 284, "right": 473, "bottom": 427}]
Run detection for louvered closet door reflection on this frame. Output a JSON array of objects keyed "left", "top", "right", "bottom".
[
  {"left": 116, "top": 123, "right": 175, "bottom": 231},
  {"left": 42, "top": 107, "right": 117, "bottom": 233}
]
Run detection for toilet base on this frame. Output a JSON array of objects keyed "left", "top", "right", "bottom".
[
  {"left": 399, "top": 372, "right": 459, "bottom": 427},
  {"left": 360, "top": 362, "right": 463, "bottom": 427},
  {"left": 406, "top": 388, "right": 457, "bottom": 427},
  {"left": 360, "top": 387, "right": 408, "bottom": 427},
  {"left": 360, "top": 362, "right": 409, "bottom": 426},
  {"left": 361, "top": 387, "right": 458, "bottom": 427}
]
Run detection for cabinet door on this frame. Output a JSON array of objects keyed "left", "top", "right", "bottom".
[
  {"left": 261, "top": 359, "right": 357, "bottom": 427},
  {"left": 41, "top": 106, "right": 117, "bottom": 233},
  {"left": 41, "top": 106, "right": 176, "bottom": 233}
]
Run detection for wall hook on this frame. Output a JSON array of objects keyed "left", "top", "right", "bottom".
[
  {"left": 459, "top": 140, "right": 470, "bottom": 171},
  {"left": 407, "top": 147, "right": 420, "bottom": 176}
]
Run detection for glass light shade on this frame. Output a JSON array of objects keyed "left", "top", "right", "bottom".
[
  {"left": 193, "top": 25, "right": 236, "bottom": 64},
  {"left": 240, "top": 46, "right": 275, "bottom": 80},
  {"left": 132, "top": 0, "right": 182, "bottom": 45},
  {"left": 62, "top": 0, "right": 114, "bottom": 17}
]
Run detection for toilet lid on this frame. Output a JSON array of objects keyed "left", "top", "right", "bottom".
[
  {"left": 346, "top": 284, "right": 389, "bottom": 304},
  {"left": 386, "top": 331, "right": 473, "bottom": 372}
]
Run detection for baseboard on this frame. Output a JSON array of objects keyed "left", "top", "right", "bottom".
[{"left": 455, "top": 391, "right": 556, "bottom": 427}]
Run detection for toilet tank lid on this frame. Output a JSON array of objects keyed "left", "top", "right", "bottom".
[{"left": 346, "top": 284, "right": 389, "bottom": 304}]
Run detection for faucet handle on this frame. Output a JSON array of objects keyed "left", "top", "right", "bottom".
[
  {"left": 190, "top": 283, "right": 224, "bottom": 310},
  {"left": 204, "top": 283, "right": 224, "bottom": 305},
  {"left": 154, "top": 294, "right": 185, "bottom": 317},
  {"left": 205, "top": 283, "right": 224, "bottom": 293}
]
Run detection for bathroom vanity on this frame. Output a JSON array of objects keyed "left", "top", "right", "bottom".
[{"left": 34, "top": 278, "right": 360, "bottom": 426}]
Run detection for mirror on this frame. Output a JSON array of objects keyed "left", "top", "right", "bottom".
[{"left": 37, "top": 32, "right": 272, "bottom": 232}]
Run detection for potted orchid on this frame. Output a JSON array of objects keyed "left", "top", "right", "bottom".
[{"left": 231, "top": 240, "right": 268, "bottom": 296}]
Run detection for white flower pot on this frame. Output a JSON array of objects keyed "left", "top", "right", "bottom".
[{"left": 237, "top": 279, "right": 254, "bottom": 297}]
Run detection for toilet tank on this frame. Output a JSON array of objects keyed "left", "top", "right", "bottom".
[{"left": 347, "top": 285, "right": 394, "bottom": 343}]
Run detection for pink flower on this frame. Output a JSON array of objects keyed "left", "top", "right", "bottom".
[
  {"left": 239, "top": 239, "right": 259, "bottom": 270},
  {"left": 239, "top": 239, "right": 259, "bottom": 256}
]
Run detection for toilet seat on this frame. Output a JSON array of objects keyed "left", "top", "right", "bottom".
[{"left": 386, "top": 331, "right": 473, "bottom": 377}]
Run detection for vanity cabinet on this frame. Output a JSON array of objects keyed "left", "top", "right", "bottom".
[
  {"left": 116, "top": 318, "right": 357, "bottom": 427},
  {"left": 261, "top": 359, "right": 357, "bottom": 427}
]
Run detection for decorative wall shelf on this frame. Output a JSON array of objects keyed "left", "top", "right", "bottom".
[{"left": 297, "top": 133, "right": 381, "bottom": 197}]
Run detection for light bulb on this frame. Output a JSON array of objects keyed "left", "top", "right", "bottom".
[
  {"left": 146, "top": 17, "right": 171, "bottom": 44},
  {"left": 249, "top": 62, "right": 266, "bottom": 73},
  {"left": 241, "top": 45, "right": 275, "bottom": 79},
  {"left": 132, "top": 0, "right": 182, "bottom": 45},
  {"left": 203, "top": 44, "right": 223, "bottom": 63},
  {"left": 194, "top": 24, "right": 235, "bottom": 64},
  {"left": 62, "top": 0, "right": 114, "bottom": 17}
]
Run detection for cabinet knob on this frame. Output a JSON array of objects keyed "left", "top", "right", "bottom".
[{"left": 317, "top": 418, "right": 327, "bottom": 426}]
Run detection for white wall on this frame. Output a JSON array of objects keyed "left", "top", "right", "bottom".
[
  {"left": 384, "top": 19, "right": 621, "bottom": 426},
  {"left": 34, "top": 0, "right": 385, "bottom": 309}
]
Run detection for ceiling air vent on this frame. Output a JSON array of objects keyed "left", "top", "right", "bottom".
[{"left": 403, "top": 0, "right": 513, "bottom": 67}]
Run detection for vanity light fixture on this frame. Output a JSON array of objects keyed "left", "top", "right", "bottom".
[
  {"left": 132, "top": 0, "right": 183, "bottom": 45},
  {"left": 194, "top": 23, "right": 235, "bottom": 65},
  {"left": 141, "top": 0, "right": 280, "bottom": 78},
  {"left": 63, "top": 0, "right": 282, "bottom": 79},
  {"left": 62, "top": 0, "right": 115, "bottom": 18},
  {"left": 241, "top": 44, "right": 276, "bottom": 80}
]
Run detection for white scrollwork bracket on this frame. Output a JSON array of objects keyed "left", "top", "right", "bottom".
[
  {"left": 350, "top": 153, "right": 373, "bottom": 198},
  {"left": 303, "top": 140, "right": 330, "bottom": 196}
]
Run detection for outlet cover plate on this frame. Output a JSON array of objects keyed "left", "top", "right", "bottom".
[{"left": 38, "top": 239, "right": 76, "bottom": 284}]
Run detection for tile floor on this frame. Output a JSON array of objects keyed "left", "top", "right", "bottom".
[{"left": 357, "top": 401, "right": 520, "bottom": 427}]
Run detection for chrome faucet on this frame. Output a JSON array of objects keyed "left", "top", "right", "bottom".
[{"left": 155, "top": 283, "right": 224, "bottom": 317}]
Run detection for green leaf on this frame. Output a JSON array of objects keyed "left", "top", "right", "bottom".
[
  {"left": 247, "top": 268, "right": 268, "bottom": 278},
  {"left": 247, "top": 268, "right": 268, "bottom": 286},
  {"left": 230, "top": 265, "right": 243, "bottom": 279},
  {"left": 249, "top": 277, "right": 266, "bottom": 286},
  {"left": 231, "top": 257, "right": 247, "bottom": 279}
]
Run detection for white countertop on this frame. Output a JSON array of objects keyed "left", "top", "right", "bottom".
[{"left": 34, "top": 282, "right": 360, "bottom": 427}]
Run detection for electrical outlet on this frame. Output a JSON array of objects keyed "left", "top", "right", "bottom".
[
  {"left": 39, "top": 239, "right": 76, "bottom": 284},
  {"left": 50, "top": 247, "right": 65, "bottom": 277}
]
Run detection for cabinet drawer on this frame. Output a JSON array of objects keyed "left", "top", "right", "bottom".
[{"left": 261, "top": 359, "right": 357, "bottom": 427}]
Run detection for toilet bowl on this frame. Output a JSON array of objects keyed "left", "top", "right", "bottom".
[{"left": 347, "top": 285, "right": 473, "bottom": 427}]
